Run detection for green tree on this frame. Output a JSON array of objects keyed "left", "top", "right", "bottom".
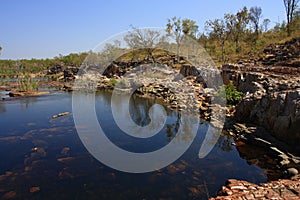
[
  {"left": 206, "top": 18, "right": 231, "bottom": 63},
  {"left": 166, "top": 17, "right": 198, "bottom": 62},
  {"left": 249, "top": 6, "right": 263, "bottom": 37},
  {"left": 225, "top": 7, "right": 249, "bottom": 53}
]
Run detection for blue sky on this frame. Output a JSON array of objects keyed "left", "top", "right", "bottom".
[{"left": 0, "top": 0, "right": 286, "bottom": 59}]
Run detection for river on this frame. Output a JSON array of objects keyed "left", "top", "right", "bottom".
[{"left": 0, "top": 89, "right": 273, "bottom": 199}]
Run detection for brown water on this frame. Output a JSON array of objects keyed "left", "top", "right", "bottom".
[{"left": 0, "top": 90, "right": 278, "bottom": 199}]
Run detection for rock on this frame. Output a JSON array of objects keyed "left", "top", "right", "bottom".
[
  {"left": 210, "top": 177, "right": 300, "bottom": 200},
  {"left": 286, "top": 168, "right": 299, "bottom": 177},
  {"left": 62, "top": 83, "right": 73, "bottom": 91},
  {"left": 30, "top": 186, "right": 40, "bottom": 193},
  {"left": 52, "top": 112, "right": 71, "bottom": 119},
  {"left": 61, "top": 147, "right": 70, "bottom": 155},
  {"left": 223, "top": 47, "right": 300, "bottom": 148},
  {"left": 63, "top": 67, "right": 79, "bottom": 82},
  {"left": 8, "top": 91, "right": 50, "bottom": 97},
  {"left": 2, "top": 191, "right": 17, "bottom": 199},
  {"left": 57, "top": 157, "right": 75, "bottom": 163}
]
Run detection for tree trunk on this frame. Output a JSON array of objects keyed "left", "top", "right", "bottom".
[
  {"left": 235, "top": 38, "right": 239, "bottom": 53},
  {"left": 221, "top": 41, "right": 225, "bottom": 63}
]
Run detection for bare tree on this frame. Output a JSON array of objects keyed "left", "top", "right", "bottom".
[
  {"left": 283, "top": 0, "right": 300, "bottom": 35},
  {"left": 124, "top": 27, "right": 163, "bottom": 62}
]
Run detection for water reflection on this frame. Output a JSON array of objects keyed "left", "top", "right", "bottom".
[
  {"left": 0, "top": 103, "right": 6, "bottom": 113},
  {"left": 217, "top": 134, "right": 233, "bottom": 152},
  {"left": 0, "top": 90, "right": 277, "bottom": 199}
]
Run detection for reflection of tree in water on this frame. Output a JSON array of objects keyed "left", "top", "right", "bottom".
[
  {"left": 19, "top": 98, "right": 39, "bottom": 109},
  {"left": 96, "top": 90, "right": 112, "bottom": 107},
  {"left": 129, "top": 95, "right": 152, "bottom": 126},
  {"left": 165, "top": 113, "right": 180, "bottom": 141},
  {"left": 108, "top": 91, "right": 195, "bottom": 142},
  {"left": 0, "top": 103, "right": 6, "bottom": 113},
  {"left": 217, "top": 134, "right": 233, "bottom": 152}
]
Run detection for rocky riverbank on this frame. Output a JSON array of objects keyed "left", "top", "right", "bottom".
[
  {"left": 2, "top": 37, "right": 298, "bottom": 199},
  {"left": 210, "top": 177, "right": 300, "bottom": 200}
]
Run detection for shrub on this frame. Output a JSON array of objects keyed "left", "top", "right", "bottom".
[
  {"left": 217, "top": 81, "right": 243, "bottom": 105},
  {"left": 18, "top": 74, "right": 39, "bottom": 91},
  {"left": 108, "top": 78, "right": 118, "bottom": 87}
]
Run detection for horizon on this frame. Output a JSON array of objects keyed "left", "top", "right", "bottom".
[{"left": 0, "top": 0, "right": 286, "bottom": 60}]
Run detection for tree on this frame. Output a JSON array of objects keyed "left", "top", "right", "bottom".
[
  {"left": 225, "top": 7, "right": 249, "bottom": 53},
  {"left": 103, "top": 40, "right": 124, "bottom": 62},
  {"left": 0, "top": 46, "right": 2, "bottom": 55},
  {"left": 166, "top": 17, "right": 198, "bottom": 62},
  {"left": 206, "top": 18, "right": 231, "bottom": 63},
  {"left": 261, "top": 18, "right": 271, "bottom": 32},
  {"left": 249, "top": 6, "right": 263, "bottom": 37},
  {"left": 283, "top": 0, "right": 300, "bottom": 35},
  {"left": 124, "top": 27, "right": 163, "bottom": 62}
]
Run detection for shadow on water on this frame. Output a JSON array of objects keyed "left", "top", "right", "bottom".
[{"left": 0, "top": 90, "right": 282, "bottom": 199}]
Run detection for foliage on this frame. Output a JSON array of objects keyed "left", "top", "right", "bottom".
[
  {"left": 166, "top": 17, "right": 198, "bottom": 61},
  {"left": 0, "top": 53, "right": 88, "bottom": 78},
  {"left": 18, "top": 74, "right": 39, "bottom": 91},
  {"left": 202, "top": 5, "right": 300, "bottom": 65},
  {"left": 108, "top": 78, "right": 118, "bottom": 87},
  {"left": 0, "top": 3, "right": 299, "bottom": 79},
  {"left": 283, "top": 0, "right": 300, "bottom": 35},
  {"left": 249, "top": 6, "right": 263, "bottom": 37},
  {"left": 124, "top": 27, "right": 164, "bottom": 62},
  {"left": 217, "top": 81, "right": 243, "bottom": 105}
]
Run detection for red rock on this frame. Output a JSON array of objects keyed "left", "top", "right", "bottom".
[
  {"left": 2, "top": 191, "right": 17, "bottom": 199},
  {"left": 30, "top": 186, "right": 40, "bottom": 193}
]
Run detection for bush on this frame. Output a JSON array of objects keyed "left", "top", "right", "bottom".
[
  {"left": 18, "top": 74, "right": 39, "bottom": 91},
  {"left": 217, "top": 81, "right": 243, "bottom": 105},
  {"left": 108, "top": 78, "right": 118, "bottom": 87}
]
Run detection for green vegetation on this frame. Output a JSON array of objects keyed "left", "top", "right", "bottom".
[
  {"left": 0, "top": 53, "right": 87, "bottom": 78},
  {"left": 218, "top": 81, "right": 243, "bottom": 105},
  {"left": 0, "top": 2, "right": 299, "bottom": 78},
  {"left": 18, "top": 74, "right": 39, "bottom": 91},
  {"left": 201, "top": 5, "right": 300, "bottom": 64},
  {"left": 108, "top": 78, "right": 118, "bottom": 87}
]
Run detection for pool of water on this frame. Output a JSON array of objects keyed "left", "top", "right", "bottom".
[{"left": 0, "top": 90, "right": 272, "bottom": 199}]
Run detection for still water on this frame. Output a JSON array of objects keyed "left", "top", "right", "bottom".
[{"left": 0, "top": 90, "right": 271, "bottom": 199}]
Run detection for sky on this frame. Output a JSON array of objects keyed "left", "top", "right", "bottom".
[{"left": 0, "top": 0, "right": 287, "bottom": 60}]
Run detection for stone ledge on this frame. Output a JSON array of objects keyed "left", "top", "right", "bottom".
[{"left": 210, "top": 177, "right": 300, "bottom": 200}]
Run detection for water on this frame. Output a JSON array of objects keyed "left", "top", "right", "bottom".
[{"left": 0, "top": 90, "right": 273, "bottom": 199}]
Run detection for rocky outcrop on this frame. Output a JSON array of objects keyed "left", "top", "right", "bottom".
[
  {"left": 222, "top": 44, "right": 300, "bottom": 149},
  {"left": 47, "top": 65, "right": 79, "bottom": 82},
  {"left": 260, "top": 37, "right": 300, "bottom": 67},
  {"left": 210, "top": 177, "right": 300, "bottom": 200},
  {"left": 8, "top": 91, "right": 50, "bottom": 97},
  {"left": 233, "top": 73, "right": 300, "bottom": 147}
]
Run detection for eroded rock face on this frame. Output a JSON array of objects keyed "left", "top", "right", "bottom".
[
  {"left": 223, "top": 63, "right": 300, "bottom": 147},
  {"left": 261, "top": 37, "right": 300, "bottom": 67},
  {"left": 221, "top": 38, "right": 300, "bottom": 147}
]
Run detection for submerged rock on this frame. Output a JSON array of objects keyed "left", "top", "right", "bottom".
[
  {"left": 52, "top": 111, "right": 71, "bottom": 119},
  {"left": 2, "top": 191, "right": 17, "bottom": 199},
  {"left": 8, "top": 91, "right": 50, "bottom": 97}
]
